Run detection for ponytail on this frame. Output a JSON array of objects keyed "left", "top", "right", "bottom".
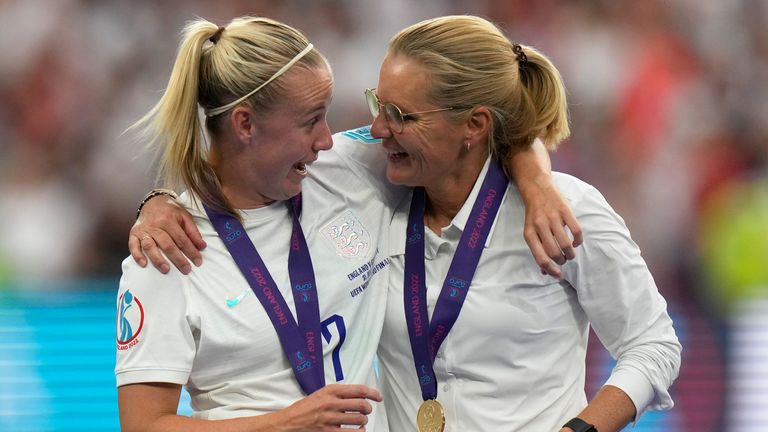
[
  {"left": 129, "top": 19, "right": 227, "bottom": 213},
  {"left": 387, "top": 15, "right": 570, "bottom": 161},
  {"left": 515, "top": 44, "right": 570, "bottom": 151},
  {"left": 128, "top": 16, "right": 323, "bottom": 216}
]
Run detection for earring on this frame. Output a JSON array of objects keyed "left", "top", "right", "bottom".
[{"left": 465, "top": 140, "right": 471, "bottom": 152}]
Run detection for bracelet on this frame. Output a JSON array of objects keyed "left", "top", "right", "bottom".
[{"left": 136, "top": 188, "right": 178, "bottom": 220}]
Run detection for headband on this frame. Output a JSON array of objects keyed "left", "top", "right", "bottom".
[{"left": 205, "top": 43, "right": 315, "bottom": 117}]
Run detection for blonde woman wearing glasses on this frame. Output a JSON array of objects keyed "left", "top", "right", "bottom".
[
  {"left": 117, "top": 14, "right": 581, "bottom": 432},
  {"left": 370, "top": 16, "right": 680, "bottom": 432}
]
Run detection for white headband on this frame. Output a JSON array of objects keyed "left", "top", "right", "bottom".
[{"left": 204, "top": 43, "right": 314, "bottom": 117}]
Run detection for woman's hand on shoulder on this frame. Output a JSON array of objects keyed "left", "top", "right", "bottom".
[
  {"left": 129, "top": 194, "right": 206, "bottom": 274},
  {"left": 507, "top": 140, "right": 583, "bottom": 278},
  {"left": 519, "top": 173, "right": 583, "bottom": 278}
]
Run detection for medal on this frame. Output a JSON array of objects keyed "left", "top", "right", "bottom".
[{"left": 417, "top": 399, "right": 445, "bottom": 432}]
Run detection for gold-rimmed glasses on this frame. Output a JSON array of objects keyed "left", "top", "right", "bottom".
[{"left": 365, "top": 88, "right": 454, "bottom": 133}]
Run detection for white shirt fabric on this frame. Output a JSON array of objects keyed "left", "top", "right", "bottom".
[
  {"left": 378, "top": 159, "right": 682, "bottom": 432},
  {"left": 115, "top": 128, "right": 403, "bottom": 427}
]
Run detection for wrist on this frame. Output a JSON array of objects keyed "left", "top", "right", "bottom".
[
  {"left": 516, "top": 170, "right": 554, "bottom": 197},
  {"left": 136, "top": 188, "right": 178, "bottom": 220}
]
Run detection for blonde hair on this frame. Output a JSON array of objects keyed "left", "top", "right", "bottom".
[
  {"left": 130, "top": 16, "right": 324, "bottom": 214},
  {"left": 387, "top": 15, "right": 570, "bottom": 161}
]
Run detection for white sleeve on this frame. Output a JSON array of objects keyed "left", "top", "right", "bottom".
[
  {"left": 114, "top": 257, "right": 197, "bottom": 387},
  {"left": 330, "top": 126, "right": 408, "bottom": 208},
  {"left": 562, "top": 182, "right": 682, "bottom": 420}
]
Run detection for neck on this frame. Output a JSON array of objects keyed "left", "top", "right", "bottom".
[
  {"left": 220, "top": 184, "right": 275, "bottom": 210},
  {"left": 211, "top": 145, "right": 275, "bottom": 210},
  {"left": 423, "top": 157, "right": 486, "bottom": 235}
]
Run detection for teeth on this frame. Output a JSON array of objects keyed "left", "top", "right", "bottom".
[{"left": 295, "top": 163, "right": 307, "bottom": 175}]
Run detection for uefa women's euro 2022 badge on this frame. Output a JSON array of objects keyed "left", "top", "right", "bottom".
[
  {"left": 321, "top": 210, "right": 371, "bottom": 259},
  {"left": 116, "top": 290, "right": 144, "bottom": 350}
]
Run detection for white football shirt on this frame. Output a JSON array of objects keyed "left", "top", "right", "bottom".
[
  {"left": 378, "top": 159, "right": 681, "bottom": 432},
  {"left": 116, "top": 128, "right": 403, "bottom": 428}
]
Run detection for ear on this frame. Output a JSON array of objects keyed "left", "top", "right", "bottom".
[
  {"left": 465, "top": 106, "right": 492, "bottom": 145},
  {"left": 229, "top": 105, "right": 256, "bottom": 144}
]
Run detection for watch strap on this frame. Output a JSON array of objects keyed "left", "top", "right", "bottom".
[{"left": 563, "top": 417, "right": 598, "bottom": 432}]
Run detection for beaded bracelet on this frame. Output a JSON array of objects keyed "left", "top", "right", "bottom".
[{"left": 136, "top": 188, "right": 178, "bottom": 220}]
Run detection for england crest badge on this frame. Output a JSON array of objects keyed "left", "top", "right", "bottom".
[{"left": 321, "top": 210, "right": 371, "bottom": 259}]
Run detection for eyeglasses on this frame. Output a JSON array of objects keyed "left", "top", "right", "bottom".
[{"left": 364, "top": 88, "right": 453, "bottom": 133}]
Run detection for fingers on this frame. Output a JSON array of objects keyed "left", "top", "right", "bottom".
[
  {"left": 528, "top": 213, "right": 569, "bottom": 261},
  {"left": 552, "top": 224, "right": 576, "bottom": 261},
  {"left": 325, "top": 384, "right": 383, "bottom": 403},
  {"left": 129, "top": 194, "right": 203, "bottom": 275},
  {"left": 523, "top": 203, "right": 587, "bottom": 279},
  {"left": 324, "top": 411, "right": 370, "bottom": 427},
  {"left": 143, "top": 226, "right": 191, "bottom": 274},
  {"left": 538, "top": 224, "right": 568, "bottom": 266},
  {"left": 137, "top": 232, "right": 171, "bottom": 274},
  {"left": 330, "top": 384, "right": 381, "bottom": 416},
  {"left": 284, "top": 384, "right": 381, "bottom": 431},
  {"left": 564, "top": 211, "right": 584, "bottom": 248},
  {"left": 129, "top": 223, "right": 171, "bottom": 273},
  {"left": 128, "top": 229, "right": 148, "bottom": 268},
  {"left": 524, "top": 226, "right": 562, "bottom": 279},
  {"left": 540, "top": 262, "right": 563, "bottom": 279},
  {"left": 179, "top": 212, "right": 206, "bottom": 266},
  {"left": 155, "top": 209, "right": 204, "bottom": 273},
  {"left": 315, "top": 387, "right": 376, "bottom": 428}
]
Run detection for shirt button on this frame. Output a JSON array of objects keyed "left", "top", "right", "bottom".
[{"left": 442, "top": 384, "right": 450, "bottom": 392}]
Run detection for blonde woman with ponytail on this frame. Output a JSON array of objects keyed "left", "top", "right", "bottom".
[
  {"left": 367, "top": 15, "right": 680, "bottom": 432},
  {"left": 116, "top": 16, "right": 392, "bottom": 431}
]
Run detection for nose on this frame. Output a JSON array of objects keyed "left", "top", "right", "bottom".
[
  {"left": 314, "top": 121, "right": 334, "bottom": 151},
  {"left": 369, "top": 110, "right": 392, "bottom": 140}
]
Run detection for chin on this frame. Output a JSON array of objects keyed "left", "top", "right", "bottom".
[
  {"left": 286, "top": 187, "right": 302, "bottom": 200},
  {"left": 385, "top": 167, "right": 412, "bottom": 187},
  {"left": 275, "top": 185, "right": 302, "bottom": 202},
  {"left": 284, "top": 175, "right": 306, "bottom": 194}
]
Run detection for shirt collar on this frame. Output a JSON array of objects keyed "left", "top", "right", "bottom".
[{"left": 389, "top": 156, "right": 508, "bottom": 256}]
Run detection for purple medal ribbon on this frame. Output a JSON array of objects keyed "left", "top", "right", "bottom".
[
  {"left": 204, "top": 194, "right": 324, "bottom": 395},
  {"left": 403, "top": 162, "right": 508, "bottom": 401}
]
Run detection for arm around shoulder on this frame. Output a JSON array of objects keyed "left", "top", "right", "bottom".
[
  {"left": 505, "top": 139, "right": 583, "bottom": 277},
  {"left": 129, "top": 190, "right": 207, "bottom": 274}
]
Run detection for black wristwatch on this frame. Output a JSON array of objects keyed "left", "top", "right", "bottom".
[{"left": 563, "top": 417, "right": 598, "bottom": 432}]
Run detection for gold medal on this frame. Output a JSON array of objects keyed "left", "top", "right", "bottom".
[{"left": 416, "top": 399, "right": 445, "bottom": 432}]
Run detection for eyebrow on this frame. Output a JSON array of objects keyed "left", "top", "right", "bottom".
[{"left": 302, "top": 103, "right": 327, "bottom": 117}]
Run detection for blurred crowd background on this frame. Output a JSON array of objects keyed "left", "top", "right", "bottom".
[{"left": 0, "top": 0, "right": 766, "bottom": 430}]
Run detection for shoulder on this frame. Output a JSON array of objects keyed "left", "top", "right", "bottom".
[
  {"left": 312, "top": 125, "right": 405, "bottom": 206},
  {"left": 119, "top": 255, "right": 187, "bottom": 301},
  {"left": 551, "top": 172, "right": 618, "bottom": 218},
  {"left": 325, "top": 125, "right": 382, "bottom": 161},
  {"left": 551, "top": 172, "right": 598, "bottom": 202},
  {"left": 176, "top": 192, "right": 206, "bottom": 219},
  {"left": 334, "top": 126, "right": 381, "bottom": 146},
  {"left": 174, "top": 192, "right": 221, "bottom": 240}
]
